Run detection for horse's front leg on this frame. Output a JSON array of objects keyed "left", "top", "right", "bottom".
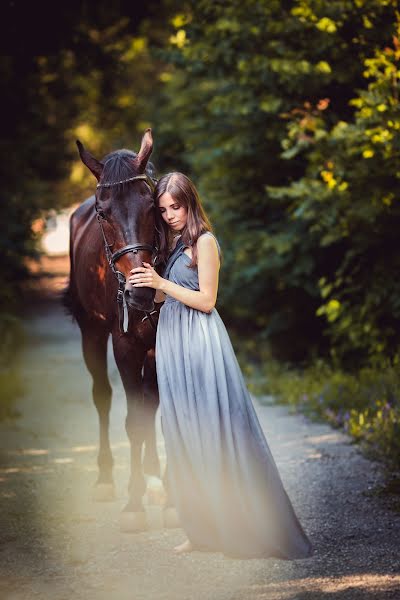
[{"left": 112, "top": 330, "right": 148, "bottom": 532}]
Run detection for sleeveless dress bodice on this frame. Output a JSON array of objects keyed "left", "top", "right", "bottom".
[{"left": 162, "top": 232, "right": 221, "bottom": 305}]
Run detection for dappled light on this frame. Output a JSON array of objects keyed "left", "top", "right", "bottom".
[
  {"left": 246, "top": 573, "right": 400, "bottom": 597},
  {"left": 71, "top": 445, "right": 98, "bottom": 453},
  {"left": 19, "top": 448, "right": 49, "bottom": 456}
]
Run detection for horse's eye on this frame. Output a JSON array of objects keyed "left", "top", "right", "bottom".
[{"left": 96, "top": 203, "right": 109, "bottom": 220}]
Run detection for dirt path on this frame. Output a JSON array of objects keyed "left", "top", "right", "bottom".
[{"left": 0, "top": 257, "right": 399, "bottom": 600}]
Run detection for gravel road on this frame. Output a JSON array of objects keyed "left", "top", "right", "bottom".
[{"left": 0, "top": 257, "right": 399, "bottom": 599}]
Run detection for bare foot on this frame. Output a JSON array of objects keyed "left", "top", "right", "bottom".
[{"left": 173, "top": 539, "right": 193, "bottom": 554}]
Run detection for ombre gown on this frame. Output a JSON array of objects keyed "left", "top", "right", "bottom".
[{"left": 155, "top": 232, "right": 313, "bottom": 559}]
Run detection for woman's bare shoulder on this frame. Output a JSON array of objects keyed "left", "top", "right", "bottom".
[{"left": 197, "top": 231, "right": 221, "bottom": 256}]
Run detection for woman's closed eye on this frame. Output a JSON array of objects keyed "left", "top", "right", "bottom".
[{"left": 160, "top": 205, "right": 180, "bottom": 212}]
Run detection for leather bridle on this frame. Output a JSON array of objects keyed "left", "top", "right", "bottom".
[{"left": 95, "top": 173, "right": 160, "bottom": 334}]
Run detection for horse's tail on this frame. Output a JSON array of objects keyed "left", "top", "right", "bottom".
[{"left": 62, "top": 213, "right": 79, "bottom": 321}]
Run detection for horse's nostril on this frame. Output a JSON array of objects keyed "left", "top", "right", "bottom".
[
  {"left": 124, "top": 281, "right": 134, "bottom": 294},
  {"left": 125, "top": 288, "right": 141, "bottom": 301},
  {"left": 124, "top": 287, "right": 154, "bottom": 311},
  {"left": 125, "top": 285, "right": 145, "bottom": 302}
]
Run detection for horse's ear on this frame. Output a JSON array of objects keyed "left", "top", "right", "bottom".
[
  {"left": 76, "top": 140, "right": 104, "bottom": 181},
  {"left": 133, "top": 128, "right": 153, "bottom": 173}
]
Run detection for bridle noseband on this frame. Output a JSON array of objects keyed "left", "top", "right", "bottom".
[{"left": 95, "top": 173, "right": 160, "bottom": 334}]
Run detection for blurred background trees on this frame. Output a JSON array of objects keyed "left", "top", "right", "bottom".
[
  {"left": 154, "top": 0, "right": 400, "bottom": 369},
  {"left": 0, "top": 0, "right": 174, "bottom": 312},
  {"left": 2, "top": 0, "right": 399, "bottom": 371}
]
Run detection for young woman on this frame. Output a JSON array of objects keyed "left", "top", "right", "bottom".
[{"left": 128, "top": 172, "right": 314, "bottom": 559}]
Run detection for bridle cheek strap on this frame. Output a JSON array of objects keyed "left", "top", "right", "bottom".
[{"left": 95, "top": 190, "right": 160, "bottom": 334}]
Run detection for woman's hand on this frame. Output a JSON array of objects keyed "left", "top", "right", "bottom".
[{"left": 128, "top": 262, "right": 164, "bottom": 290}]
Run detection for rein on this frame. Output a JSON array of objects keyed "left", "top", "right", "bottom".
[{"left": 95, "top": 173, "right": 160, "bottom": 334}]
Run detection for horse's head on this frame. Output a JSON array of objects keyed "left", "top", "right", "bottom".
[{"left": 77, "top": 129, "right": 159, "bottom": 313}]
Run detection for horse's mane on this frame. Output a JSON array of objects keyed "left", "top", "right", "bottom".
[{"left": 98, "top": 149, "right": 157, "bottom": 199}]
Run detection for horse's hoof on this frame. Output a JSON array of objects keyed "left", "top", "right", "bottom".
[
  {"left": 119, "top": 510, "right": 148, "bottom": 533},
  {"left": 145, "top": 475, "right": 167, "bottom": 506},
  {"left": 162, "top": 506, "right": 180, "bottom": 528},
  {"left": 91, "top": 483, "right": 116, "bottom": 502},
  {"left": 146, "top": 487, "right": 167, "bottom": 506}
]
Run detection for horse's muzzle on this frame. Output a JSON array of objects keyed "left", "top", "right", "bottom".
[{"left": 124, "top": 281, "right": 155, "bottom": 312}]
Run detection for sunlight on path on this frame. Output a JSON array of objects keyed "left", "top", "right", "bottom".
[{"left": 246, "top": 574, "right": 400, "bottom": 598}]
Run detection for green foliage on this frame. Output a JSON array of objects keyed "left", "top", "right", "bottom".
[
  {"left": 273, "top": 19, "right": 400, "bottom": 363},
  {"left": 153, "top": 0, "right": 400, "bottom": 365}
]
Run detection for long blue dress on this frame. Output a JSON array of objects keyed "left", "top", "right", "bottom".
[{"left": 155, "top": 232, "right": 313, "bottom": 559}]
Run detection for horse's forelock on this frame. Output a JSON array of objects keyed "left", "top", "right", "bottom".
[
  {"left": 96, "top": 149, "right": 157, "bottom": 203},
  {"left": 101, "top": 151, "right": 136, "bottom": 183},
  {"left": 100, "top": 149, "right": 156, "bottom": 186}
]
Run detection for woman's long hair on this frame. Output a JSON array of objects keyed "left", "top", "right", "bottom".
[{"left": 154, "top": 172, "right": 220, "bottom": 269}]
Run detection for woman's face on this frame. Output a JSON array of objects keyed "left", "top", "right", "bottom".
[{"left": 158, "top": 191, "right": 188, "bottom": 233}]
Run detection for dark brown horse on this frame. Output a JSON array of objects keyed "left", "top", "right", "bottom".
[{"left": 63, "top": 129, "right": 178, "bottom": 531}]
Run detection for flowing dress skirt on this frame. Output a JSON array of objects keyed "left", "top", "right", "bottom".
[{"left": 156, "top": 295, "right": 313, "bottom": 559}]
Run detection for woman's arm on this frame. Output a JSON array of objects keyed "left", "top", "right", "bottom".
[{"left": 159, "top": 234, "right": 220, "bottom": 313}]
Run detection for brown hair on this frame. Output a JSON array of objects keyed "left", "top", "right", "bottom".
[{"left": 154, "top": 172, "right": 220, "bottom": 269}]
